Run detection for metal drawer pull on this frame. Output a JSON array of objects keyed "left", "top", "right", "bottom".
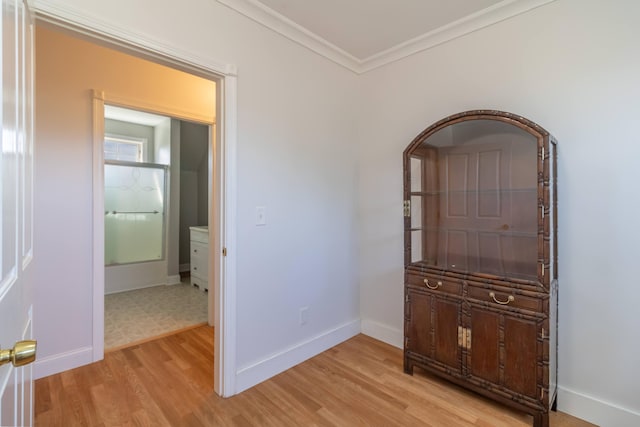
[
  {"left": 489, "top": 292, "right": 514, "bottom": 305},
  {"left": 424, "top": 279, "right": 442, "bottom": 290}
]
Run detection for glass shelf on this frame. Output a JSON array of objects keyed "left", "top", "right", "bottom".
[{"left": 405, "top": 117, "right": 540, "bottom": 280}]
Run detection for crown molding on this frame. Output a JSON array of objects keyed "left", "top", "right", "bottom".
[
  {"left": 31, "top": 0, "right": 238, "bottom": 76},
  {"left": 32, "top": 0, "right": 556, "bottom": 75},
  {"left": 359, "top": 0, "right": 557, "bottom": 73},
  {"left": 217, "top": 0, "right": 557, "bottom": 74},
  {"left": 216, "top": 0, "right": 362, "bottom": 72}
]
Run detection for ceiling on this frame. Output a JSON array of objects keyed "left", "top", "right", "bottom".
[
  {"left": 217, "top": 0, "right": 556, "bottom": 73},
  {"left": 256, "top": 0, "right": 503, "bottom": 60}
]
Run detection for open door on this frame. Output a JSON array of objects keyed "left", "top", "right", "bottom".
[{"left": 0, "top": 0, "right": 36, "bottom": 425}]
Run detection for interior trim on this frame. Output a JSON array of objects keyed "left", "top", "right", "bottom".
[
  {"left": 557, "top": 386, "right": 640, "bottom": 426},
  {"left": 235, "top": 319, "right": 360, "bottom": 394},
  {"left": 216, "top": 0, "right": 557, "bottom": 74},
  {"left": 216, "top": 0, "right": 361, "bottom": 72},
  {"left": 360, "top": 318, "right": 403, "bottom": 349}
]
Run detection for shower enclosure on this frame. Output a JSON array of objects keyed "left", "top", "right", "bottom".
[{"left": 104, "top": 160, "right": 172, "bottom": 293}]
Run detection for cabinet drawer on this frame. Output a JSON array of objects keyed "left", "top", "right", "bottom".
[
  {"left": 467, "top": 284, "right": 541, "bottom": 313},
  {"left": 190, "top": 229, "right": 208, "bottom": 244},
  {"left": 191, "top": 266, "right": 208, "bottom": 291},
  {"left": 191, "top": 260, "right": 207, "bottom": 274},
  {"left": 191, "top": 242, "right": 208, "bottom": 257},
  {"left": 191, "top": 256, "right": 208, "bottom": 276},
  {"left": 406, "top": 273, "right": 462, "bottom": 296},
  {"left": 190, "top": 241, "right": 209, "bottom": 279}
]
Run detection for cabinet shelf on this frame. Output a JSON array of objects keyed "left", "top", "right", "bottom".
[
  {"left": 409, "top": 188, "right": 538, "bottom": 197},
  {"left": 408, "top": 226, "right": 536, "bottom": 237}
]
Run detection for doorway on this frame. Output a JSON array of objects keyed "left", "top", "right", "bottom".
[
  {"left": 34, "top": 20, "right": 236, "bottom": 396},
  {"left": 101, "top": 105, "right": 211, "bottom": 349},
  {"left": 51, "top": 31, "right": 238, "bottom": 395}
]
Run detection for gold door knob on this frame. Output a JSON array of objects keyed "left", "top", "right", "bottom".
[{"left": 0, "top": 340, "right": 37, "bottom": 367}]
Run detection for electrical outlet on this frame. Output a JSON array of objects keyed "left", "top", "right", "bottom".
[{"left": 299, "top": 307, "right": 308, "bottom": 325}]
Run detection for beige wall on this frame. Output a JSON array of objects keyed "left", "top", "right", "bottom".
[
  {"left": 34, "top": 25, "right": 215, "bottom": 365},
  {"left": 36, "top": 26, "right": 215, "bottom": 122}
]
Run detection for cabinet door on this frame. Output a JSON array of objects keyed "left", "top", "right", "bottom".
[
  {"left": 467, "top": 306, "right": 539, "bottom": 399},
  {"left": 406, "top": 289, "right": 462, "bottom": 374}
]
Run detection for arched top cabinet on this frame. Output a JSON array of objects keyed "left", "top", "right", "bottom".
[
  {"left": 403, "top": 110, "right": 558, "bottom": 427},
  {"left": 403, "top": 110, "right": 557, "bottom": 288}
]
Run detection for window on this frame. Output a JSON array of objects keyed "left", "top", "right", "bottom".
[{"left": 104, "top": 135, "right": 146, "bottom": 162}]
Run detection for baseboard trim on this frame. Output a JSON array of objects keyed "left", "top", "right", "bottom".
[
  {"left": 105, "top": 277, "right": 182, "bottom": 294},
  {"left": 558, "top": 386, "right": 640, "bottom": 426},
  {"left": 33, "top": 346, "right": 93, "bottom": 380},
  {"left": 361, "top": 318, "right": 403, "bottom": 349},
  {"left": 235, "top": 319, "right": 360, "bottom": 393},
  {"left": 166, "top": 274, "right": 182, "bottom": 285}
]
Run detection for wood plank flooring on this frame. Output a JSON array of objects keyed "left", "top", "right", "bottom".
[{"left": 35, "top": 326, "right": 595, "bottom": 426}]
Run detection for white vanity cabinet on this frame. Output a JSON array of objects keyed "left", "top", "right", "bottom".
[{"left": 189, "top": 226, "right": 209, "bottom": 291}]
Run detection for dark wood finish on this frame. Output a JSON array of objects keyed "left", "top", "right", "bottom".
[
  {"left": 503, "top": 316, "right": 538, "bottom": 398},
  {"left": 467, "top": 308, "right": 500, "bottom": 385},
  {"left": 466, "top": 283, "right": 542, "bottom": 312},
  {"left": 405, "top": 290, "right": 432, "bottom": 356},
  {"left": 406, "top": 272, "right": 462, "bottom": 296},
  {"left": 405, "top": 287, "right": 462, "bottom": 375},
  {"left": 404, "top": 110, "right": 558, "bottom": 427},
  {"left": 35, "top": 326, "right": 591, "bottom": 427}
]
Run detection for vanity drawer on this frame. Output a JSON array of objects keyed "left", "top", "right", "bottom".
[
  {"left": 191, "top": 242, "right": 206, "bottom": 257},
  {"left": 190, "top": 228, "right": 208, "bottom": 244},
  {"left": 467, "top": 284, "right": 541, "bottom": 313},
  {"left": 406, "top": 273, "right": 462, "bottom": 296}
]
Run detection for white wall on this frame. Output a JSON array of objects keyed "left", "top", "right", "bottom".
[
  {"left": 33, "top": 0, "right": 360, "bottom": 391},
  {"left": 153, "top": 117, "right": 171, "bottom": 165},
  {"left": 357, "top": 0, "right": 640, "bottom": 425}
]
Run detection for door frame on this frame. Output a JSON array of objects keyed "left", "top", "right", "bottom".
[{"left": 35, "top": 13, "right": 238, "bottom": 397}]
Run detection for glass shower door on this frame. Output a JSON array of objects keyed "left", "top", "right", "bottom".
[{"left": 104, "top": 162, "right": 167, "bottom": 265}]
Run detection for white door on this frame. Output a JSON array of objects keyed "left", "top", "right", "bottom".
[{"left": 0, "top": 0, "right": 35, "bottom": 425}]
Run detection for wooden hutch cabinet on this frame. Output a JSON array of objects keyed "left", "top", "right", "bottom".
[{"left": 403, "top": 110, "right": 558, "bottom": 427}]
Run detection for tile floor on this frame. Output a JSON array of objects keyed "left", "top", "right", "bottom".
[{"left": 104, "top": 276, "right": 208, "bottom": 349}]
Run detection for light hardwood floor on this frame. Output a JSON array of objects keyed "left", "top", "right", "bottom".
[{"left": 35, "top": 326, "right": 595, "bottom": 426}]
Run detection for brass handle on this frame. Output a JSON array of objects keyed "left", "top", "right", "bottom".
[
  {"left": 0, "top": 340, "right": 37, "bottom": 367},
  {"left": 489, "top": 292, "right": 515, "bottom": 305},
  {"left": 424, "top": 279, "right": 442, "bottom": 290}
]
